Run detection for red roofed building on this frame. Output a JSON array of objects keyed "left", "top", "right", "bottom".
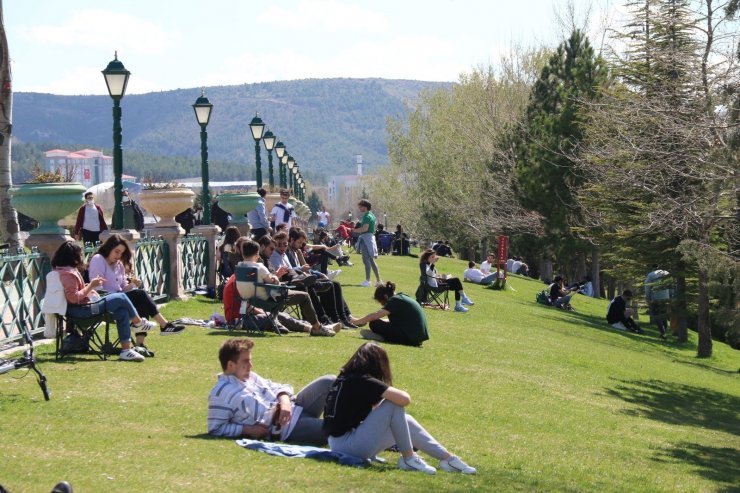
[{"left": 44, "top": 149, "right": 114, "bottom": 187}]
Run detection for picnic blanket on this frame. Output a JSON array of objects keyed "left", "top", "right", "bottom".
[{"left": 235, "top": 439, "right": 366, "bottom": 467}]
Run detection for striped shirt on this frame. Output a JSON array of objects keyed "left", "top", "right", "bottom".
[{"left": 207, "top": 373, "right": 297, "bottom": 439}]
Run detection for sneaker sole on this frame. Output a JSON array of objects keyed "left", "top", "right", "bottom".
[{"left": 160, "top": 330, "right": 185, "bottom": 336}]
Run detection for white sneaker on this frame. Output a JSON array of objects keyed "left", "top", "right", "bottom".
[
  {"left": 327, "top": 269, "right": 342, "bottom": 280},
  {"left": 397, "top": 455, "right": 436, "bottom": 475},
  {"left": 360, "top": 280, "right": 372, "bottom": 287},
  {"left": 360, "top": 329, "right": 385, "bottom": 342},
  {"left": 119, "top": 348, "right": 145, "bottom": 362},
  {"left": 328, "top": 322, "right": 342, "bottom": 334},
  {"left": 131, "top": 318, "right": 157, "bottom": 332},
  {"left": 439, "top": 455, "right": 477, "bottom": 474},
  {"left": 454, "top": 304, "right": 469, "bottom": 313}
]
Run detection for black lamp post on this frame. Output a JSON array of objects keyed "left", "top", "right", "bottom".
[
  {"left": 274, "top": 141, "right": 286, "bottom": 188},
  {"left": 262, "top": 130, "right": 276, "bottom": 190},
  {"left": 249, "top": 114, "right": 265, "bottom": 188},
  {"left": 192, "top": 89, "right": 214, "bottom": 225},
  {"left": 293, "top": 165, "right": 300, "bottom": 197},
  {"left": 101, "top": 52, "right": 131, "bottom": 230},
  {"left": 280, "top": 153, "right": 289, "bottom": 189},
  {"left": 287, "top": 156, "right": 295, "bottom": 191}
]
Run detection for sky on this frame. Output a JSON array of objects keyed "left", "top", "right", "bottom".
[{"left": 4, "top": 0, "right": 614, "bottom": 96}]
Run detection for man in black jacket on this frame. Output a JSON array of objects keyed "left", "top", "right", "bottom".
[{"left": 606, "top": 290, "right": 644, "bottom": 334}]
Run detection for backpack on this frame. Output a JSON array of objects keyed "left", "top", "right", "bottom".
[
  {"left": 536, "top": 290, "right": 551, "bottom": 305},
  {"left": 131, "top": 201, "right": 145, "bottom": 231}
]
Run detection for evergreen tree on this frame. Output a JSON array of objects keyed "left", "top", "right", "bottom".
[{"left": 514, "top": 29, "right": 608, "bottom": 285}]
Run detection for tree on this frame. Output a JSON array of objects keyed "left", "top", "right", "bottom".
[
  {"left": 0, "top": 0, "right": 20, "bottom": 248},
  {"left": 514, "top": 29, "right": 609, "bottom": 292},
  {"left": 377, "top": 48, "right": 548, "bottom": 254},
  {"left": 573, "top": 0, "right": 739, "bottom": 356}
]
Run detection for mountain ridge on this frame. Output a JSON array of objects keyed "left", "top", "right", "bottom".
[{"left": 12, "top": 78, "right": 453, "bottom": 183}]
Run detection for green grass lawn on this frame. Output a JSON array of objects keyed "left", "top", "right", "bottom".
[{"left": 1, "top": 253, "right": 738, "bottom": 492}]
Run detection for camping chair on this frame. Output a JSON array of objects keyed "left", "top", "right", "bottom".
[
  {"left": 55, "top": 309, "right": 118, "bottom": 361},
  {"left": 415, "top": 265, "right": 450, "bottom": 310},
  {"left": 41, "top": 270, "right": 119, "bottom": 361},
  {"left": 234, "top": 265, "right": 291, "bottom": 335},
  {"left": 378, "top": 233, "right": 394, "bottom": 255}
]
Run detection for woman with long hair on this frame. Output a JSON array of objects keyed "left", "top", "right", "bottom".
[
  {"left": 419, "top": 249, "right": 473, "bottom": 312},
  {"left": 88, "top": 235, "right": 185, "bottom": 354},
  {"left": 350, "top": 281, "right": 429, "bottom": 346},
  {"left": 323, "top": 343, "right": 476, "bottom": 475},
  {"left": 51, "top": 241, "right": 158, "bottom": 362},
  {"left": 217, "top": 226, "right": 241, "bottom": 278}
]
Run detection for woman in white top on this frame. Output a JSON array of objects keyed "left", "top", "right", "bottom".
[{"left": 419, "top": 249, "right": 473, "bottom": 313}]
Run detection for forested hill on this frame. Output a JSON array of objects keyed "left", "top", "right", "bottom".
[{"left": 12, "top": 78, "right": 451, "bottom": 183}]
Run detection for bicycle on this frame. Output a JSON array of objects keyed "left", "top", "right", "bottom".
[{"left": 0, "top": 322, "right": 50, "bottom": 401}]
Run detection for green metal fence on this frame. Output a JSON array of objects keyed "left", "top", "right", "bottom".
[
  {"left": 181, "top": 234, "right": 209, "bottom": 293},
  {"left": 0, "top": 247, "right": 50, "bottom": 343},
  {"left": 134, "top": 237, "right": 169, "bottom": 302}
]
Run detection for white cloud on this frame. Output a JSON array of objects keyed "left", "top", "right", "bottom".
[
  {"left": 19, "top": 9, "right": 180, "bottom": 55},
  {"left": 18, "top": 64, "right": 165, "bottom": 96},
  {"left": 196, "top": 35, "right": 466, "bottom": 87},
  {"left": 257, "top": 0, "right": 388, "bottom": 32}
]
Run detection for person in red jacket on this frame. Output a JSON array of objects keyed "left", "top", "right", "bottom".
[{"left": 74, "top": 192, "right": 108, "bottom": 244}]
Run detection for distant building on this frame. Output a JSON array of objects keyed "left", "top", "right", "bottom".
[
  {"left": 45, "top": 149, "right": 114, "bottom": 187},
  {"left": 327, "top": 155, "right": 365, "bottom": 220}
]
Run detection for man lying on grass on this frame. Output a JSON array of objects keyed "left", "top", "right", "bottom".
[{"left": 207, "top": 338, "right": 335, "bottom": 445}]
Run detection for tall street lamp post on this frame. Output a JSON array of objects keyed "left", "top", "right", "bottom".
[
  {"left": 262, "top": 130, "right": 276, "bottom": 190},
  {"left": 280, "top": 153, "right": 289, "bottom": 189},
  {"left": 192, "top": 89, "right": 214, "bottom": 225},
  {"left": 274, "top": 141, "right": 286, "bottom": 188},
  {"left": 101, "top": 52, "right": 131, "bottom": 230},
  {"left": 249, "top": 114, "right": 266, "bottom": 188},
  {"left": 287, "top": 156, "right": 295, "bottom": 191}
]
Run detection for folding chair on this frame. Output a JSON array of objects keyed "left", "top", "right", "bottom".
[
  {"left": 234, "top": 265, "right": 291, "bottom": 335},
  {"left": 378, "top": 233, "right": 394, "bottom": 255},
  {"left": 415, "top": 266, "right": 450, "bottom": 310},
  {"left": 55, "top": 311, "right": 118, "bottom": 360}
]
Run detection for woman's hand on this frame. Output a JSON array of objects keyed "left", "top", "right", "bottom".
[{"left": 89, "top": 275, "right": 105, "bottom": 289}]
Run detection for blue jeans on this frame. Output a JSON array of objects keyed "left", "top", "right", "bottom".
[{"left": 66, "top": 292, "right": 138, "bottom": 344}]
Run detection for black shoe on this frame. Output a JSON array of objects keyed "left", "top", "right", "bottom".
[
  {"left": 319, "top": 315, "right": 332, "bottom": 325},
  {"left": 50, "top": 481, "right": 73, "bottom": 493},
  {"left": 341, "top": 318, "right": 359, "bottom": 329}
]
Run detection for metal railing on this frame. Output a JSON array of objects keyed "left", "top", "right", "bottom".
[
  {"left": 134, "top": 237, "right": 169, "bottom": 302},
  {"left": 0, "top": 247, "right": 50, "bottom": 343},
  {"left": 181, "top": 234, "right": 209, "bottom": 293}
]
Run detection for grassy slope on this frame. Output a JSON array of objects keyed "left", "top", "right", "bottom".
[{"left": 0, "top": 253, "right": 738, "bottom": 493}]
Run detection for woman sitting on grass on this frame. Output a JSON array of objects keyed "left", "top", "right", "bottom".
[
  {"left": 350, "top": 281, "right": 429, "bottom": 347},
  {"left": 419, "top": 248, "right": 473, "bottom": 312},
  {"left": 323, "top": 342, "right": 476, "bottom": 475},
  {"left": 52, "top": 241, "right": 157, "bottom": 362},
  {"left": 88, "top": 234, "right": 185, "bottom": 355}
]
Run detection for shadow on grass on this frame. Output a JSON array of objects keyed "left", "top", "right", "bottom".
[
  {"left": 605, "top": 379, "right": 740, "bottom": 436},
  {"left": 184, "top": 433, "right": 221, "bottom": 440},
  {"left": 653, "top": 442, "right": 740, "bottom": 493},
  {"left": 535, "top": 307, "right": 693, "bottom": 352}
]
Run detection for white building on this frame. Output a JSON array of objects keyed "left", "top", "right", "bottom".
[{"left": 45, "top": 149, "right": 114, "bottom": 188}]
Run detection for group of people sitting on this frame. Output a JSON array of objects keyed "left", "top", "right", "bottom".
[
  {"left": 207, "top": 338, "right": 476, "bottom": 475},
  {"left": 49, "top": 235, "right": 186, "bottom": 362}
]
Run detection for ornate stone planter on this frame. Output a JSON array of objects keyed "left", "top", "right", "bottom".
[
  {"left": 217, "top": 192, "right": 261, "bottom": 224},
  {"left": 10, "top": 182, "right": 86, "bottom": 235},
  {"left": 139, "top": 188, "right": 195, "bottom": 228},
  {"left": 264, "top": 192, "right": 282, "bottom": 214}
]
